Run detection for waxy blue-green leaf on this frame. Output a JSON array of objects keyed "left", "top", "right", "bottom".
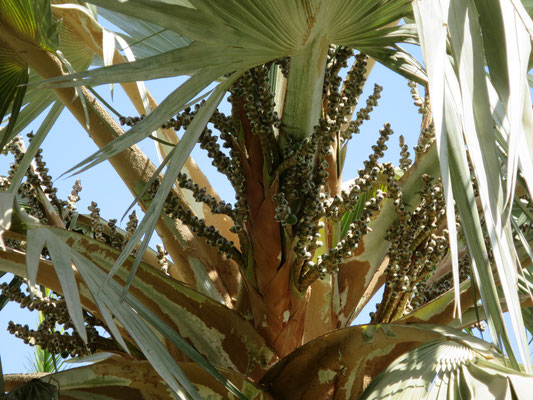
[
  {"left": 88, "top": 0, "right": 295, "bottom": 52},
  {"left": 0, "top": 192, "right": 16, "bottom": 251},
  {"left": 329, "top": 0, "right": 412, "bottom": 42},
  {"left": 412, "top": 0, "right": 462, "bottom": 321},
  {"left": 97, "top": 6, "right": 191, "bottom": 59}
]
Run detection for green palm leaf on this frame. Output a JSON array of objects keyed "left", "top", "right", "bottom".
[
  {"left": 4, "top": 378, "right": 58, "bottom": 400},
  {"left": 0, "top": 0, "right": 96, "bottom": 153},
  {"left": 0, "top": 41, "right": 28, "bottom": 148},
  {"left": 89, "top": 0, "right": 296, "bottom": 51},
  {"left": 0, "top": 0, "right": 60, "bottom": 149},
  {"left": 0, "top": 0, "right": 59, "bottom": 51}
]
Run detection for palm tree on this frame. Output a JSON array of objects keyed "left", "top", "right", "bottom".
[{"left": 1, "top": 0, "right": 532, "bottom": 398}]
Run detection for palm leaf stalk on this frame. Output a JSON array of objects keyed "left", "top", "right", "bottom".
[{"left": 0, "top": 0, "right": 532, "bottom": 399}]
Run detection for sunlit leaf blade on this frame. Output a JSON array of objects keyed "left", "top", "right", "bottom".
[
  {"left": 25, "top": 226, "right": 47, "bottom": 290},
  {"left": 412, "top": 0, "right": 461, "bottom": 318},
  {"left": 448, "top": 0, "right": 530, "bottom": 372},
  {"left": 0, "top": 192, "right": 15, "bottom": 250},
  {"left": 57, "top": 14, "right": 96, "bottom": 73},
  {"left": 191, "top": 0, "right": 307, "bottom": 51},
  {"left": 16, "top": 223, "right": 128, "bottom": 354},
  {"left": 69, "top": 257, "right": 130, "bottom": 354},
  {"left": 444, "top": 60, "right": 516, "bottom": 362},
  {"left": 360, "top": 339, "right": 533, "bottom": 400},
  {"left": 0, "top": 0, "right": 59, "bottom": 52},
  {"left": 0, "top": 41, "right": 28, "bottom": 150},
  {"left": 87, "top": 0, "right": 295, "bottom": 52},
  {"left": 329, "top": 0, "right": 412, "bottom": 42},
  {"left": 361, "top": 43, "right": 427, "bottom": 84},
  {"left": 477, "top": 0, "right": 531, "bottom": 208},
  {"left": 328, "top": 3, "right": 426, "bottom": 84}
]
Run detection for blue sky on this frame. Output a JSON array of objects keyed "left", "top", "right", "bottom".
[{"left": 0, "top": 40, "right": 431, "bottom": 373}]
